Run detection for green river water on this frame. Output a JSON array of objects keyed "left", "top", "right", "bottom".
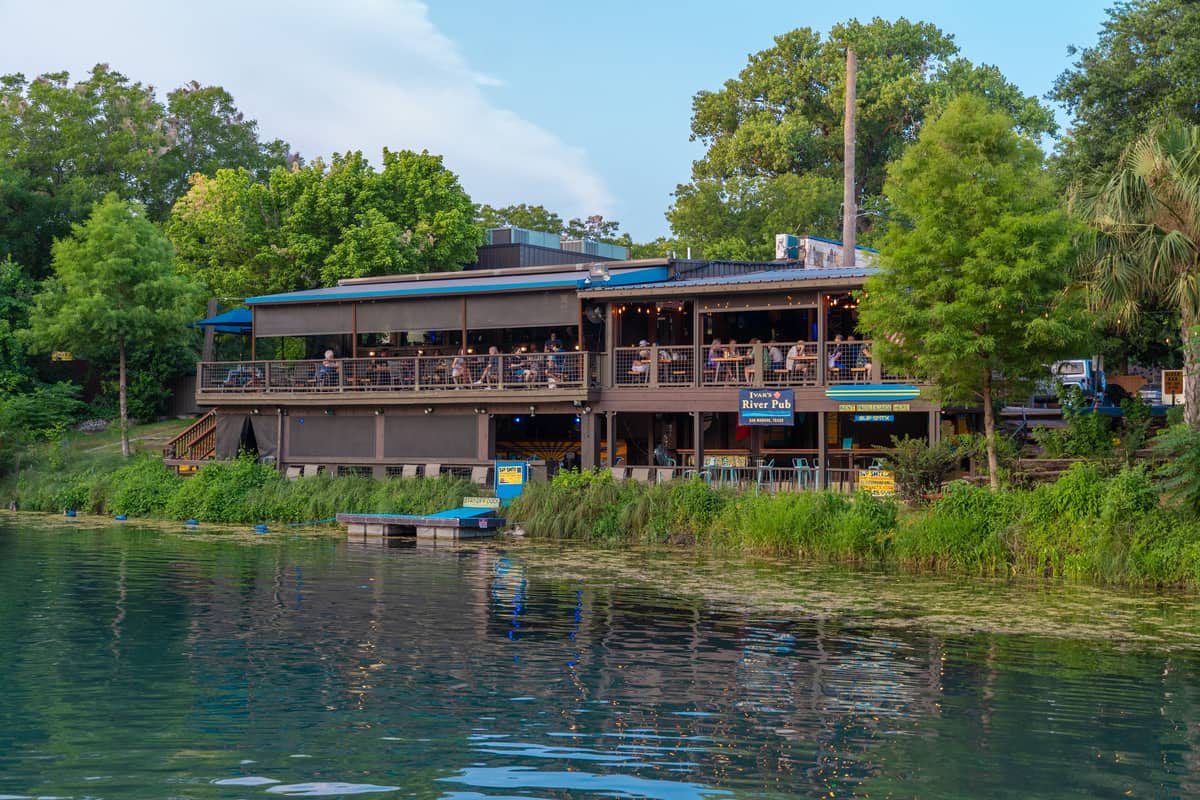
[{"left": 2, "top": 516, "right": 1199, "bottom": 798}]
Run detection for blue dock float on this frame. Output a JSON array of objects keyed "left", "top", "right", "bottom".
[{"left": 336, "top": 505, "right": 504, "bottom": 540}]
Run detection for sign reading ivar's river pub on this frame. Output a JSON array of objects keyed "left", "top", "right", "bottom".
[{"left": 738, "top": 389, "right": 795, "bottom": 426}]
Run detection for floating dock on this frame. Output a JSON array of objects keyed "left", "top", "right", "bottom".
[{"left": 337, "top": 506, "right": 504, "bottom": 540}]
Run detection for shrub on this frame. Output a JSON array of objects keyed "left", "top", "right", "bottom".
[
  {"left": 1154, "top": 424, "right": 1200, "bottom": 518},
  {"left": 882, "top": 435, "right": 961, "bottom": 503},
  {"left": 109, "top": 455, "right": 183, "bottom": 516}
]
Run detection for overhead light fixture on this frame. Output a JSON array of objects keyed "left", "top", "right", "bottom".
[
  {"left": 374, "top": 408, "right": 384, "bottom": 416},
  {"left": 324, "top": 408, "right": 335, "bottom": 416},
  {"left": 423, "top": 407, "right": 433, "bottom": 415}
]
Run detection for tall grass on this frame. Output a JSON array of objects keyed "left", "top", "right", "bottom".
[
  {"left": 7, "top": 453, "right": 472, "bottom": 525},
  {"left": 510, "top": 466, "right": 1200, "bottom": 587}
]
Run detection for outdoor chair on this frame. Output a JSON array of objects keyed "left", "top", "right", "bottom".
[
  {"left": 470, "top": 466, "right": 491, "bottom": 486},
  {"left": 424, "top": 463, "right": 442, "bottom": 478},
  {"left": 285, "top": 466, "right": 302, "bottom": 480},
  {"left": 611, "top": 466, "right": 628, "bottom": 481},
  {"left": 755, "top": 458, "right": 776, "bottom": 494},
  {"left": 303, "top": 464, "right": 321, "bottom": 477},
  {"left": 630, "top": 467, "right": 652, "bottom": 484}
]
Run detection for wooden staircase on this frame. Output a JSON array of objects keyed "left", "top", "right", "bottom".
[{"left": 163, "top": 410, "right": 216, "bottom": 475}]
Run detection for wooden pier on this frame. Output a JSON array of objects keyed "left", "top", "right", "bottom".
[{"left": 337, "top": 507, "right": 504, "bottom": 540}]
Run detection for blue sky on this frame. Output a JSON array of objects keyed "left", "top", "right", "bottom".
[{"left": 1, "top": 0, "right": 1111, "bottom": 241}]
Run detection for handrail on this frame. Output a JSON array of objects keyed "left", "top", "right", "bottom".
[{"left": 164, "top": 410, "right": 216, "bottom": 460}]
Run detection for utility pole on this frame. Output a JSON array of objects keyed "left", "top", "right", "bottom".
[{"left": 841, "top": 48, "right": 857, "bottom": 267}]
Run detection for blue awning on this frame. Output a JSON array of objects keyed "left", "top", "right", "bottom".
[{"left": 191, "top": 308, "right": 252, "bottom": 335}]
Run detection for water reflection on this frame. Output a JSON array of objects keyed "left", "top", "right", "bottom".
[{"left": 0, "top": 522, "right": 1198, "bottom": 799}]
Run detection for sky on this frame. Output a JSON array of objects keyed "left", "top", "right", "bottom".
[{"left": 0, "top": 0, "right": 1112, "bottom": 241}]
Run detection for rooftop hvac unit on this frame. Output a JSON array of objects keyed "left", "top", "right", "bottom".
[{"left": 562, "top": 239, "right": 629, "bottom": 260}]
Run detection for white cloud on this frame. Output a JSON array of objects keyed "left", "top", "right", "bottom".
[{"left": 0, "top": 0, "right": 614, "bottom": 217}]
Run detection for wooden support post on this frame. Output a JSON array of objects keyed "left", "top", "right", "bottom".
[
  {"left": 692, "top": 300, "right": 704, "bottom": 386},
  {"left": 817, "top": 410, "right": 828, "bottom": 490},
  {"left": 202, "top": 297, "right": 218, "bottom": 363},
  {"left": 693, "top": 410, "right": 705, "bottom": 470},
  {"left": 580, "top": 412, "right": 600, "bottom": 469},
  {"left": 604, "top": 303, "right": 615, "bottom": 387},
  {"left": 251, "top": 306, "right": 257, "bottom": 361},
  {"left": 351, "top": 304, "right": 358, "bottom": 359},
  {"left": 476, "top": 413, "right": 495, "bottom": 461},
  {"left": 606, "top": 411, "right": 616, "bottom": 467}
]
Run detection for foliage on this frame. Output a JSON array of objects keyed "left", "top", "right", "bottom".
[
  {"left": 669, "top": 17, "right": 1055, "bottom": 255},
  {"left": 477, "top": 203, "right": 632, "bottom": 248},
  {"left": 0, "top": 256, "right": 37, "bottom": 394},
  {"left": 1051, "top": 0, "right": 1200, "bottom": 185},
  {"left": 478, "top": 203, "right": 564, "bottom": 235},
  {"left": 167, "top": 149, "right": 482, "bottom": 298},
  {"left": 1032, "top": 386, "right": 1115, "bottom": 459},
  {"left": 893, "top": 482, "right": 1014, "bottom": 572},
  {"left": 0, "top": 64, "right": 288, "bottom": 276},
  {"left": 859, "top": 96, "right": 1089, "bottom": 488},
  {"left": 0, "top": 382, "right": 84, "bottom": 473},
  {"left": 1071, "top": 123, "right": 1200, "bottom": 428},
  {"left": 24, "top": 195, "right": 203, "bottom": 455},
  {"left": 1153, "top": 424, "right": 1200, "bottom": 517},
  {"left": 882, "top": 435, "right": 962, "bottom": 503}
]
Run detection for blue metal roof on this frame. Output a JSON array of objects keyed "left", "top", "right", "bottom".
[
  {"left": 580, "top": 267, "right": 876, "bottom": 293},
  {"left": 245, "top": 266, "right": 668, "bottom": 305}
]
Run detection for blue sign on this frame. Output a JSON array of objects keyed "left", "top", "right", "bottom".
[
  {"left": 494, "top": 461, "right": 529, "bottom": 506},
  {"left": 854, "top": 414, "right": 895, "bottom": 423},
  {"left": 738, "top": 389, "right": 795, "bottom": 426}
]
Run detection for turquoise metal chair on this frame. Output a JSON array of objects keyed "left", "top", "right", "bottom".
[
  {"left": 755, "top": 458, "right": 776, "bottom": 494},
  {"left": 792, "top": 457, "right": 810, "bottom": 489}
]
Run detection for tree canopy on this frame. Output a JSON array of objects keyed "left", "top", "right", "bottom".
[
  {"left": 859, "top": 96, "right": 1085, "bottom": 489},
  {"left": 167, "top": 149, "right": 482, "bottom": 299},
  {"left": 0, "top": 64, "right": 289, "bottom": 276},
  {"left": 25, "top": 195, "right": 202, "bottom": 455},
  {"left": 1052, "top": 0, "right": 1200, "bottom": 185},
  {"left": 669, "top": 17, "right": 1057, "bottom": 259},
  {"left": 1071, "top": 123, "right": 1200, "bottom": 428}
]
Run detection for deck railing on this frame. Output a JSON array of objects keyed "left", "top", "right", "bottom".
[
  {"left": 198, "top": 352, "right": 595, "bottom": 395},
  {"left": 198, "top": 340, "right": 915, "bottom": 397}
]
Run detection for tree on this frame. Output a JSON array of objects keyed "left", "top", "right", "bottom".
[
  {"left": 671, "top": 18, "right": 1056, "bottom": 255},
  {"left": 1071, "top": 124, "right": 1200, "bottom": 428},
  {"left": 1052, "top": 0, "right": 1200, "bottom": 185},
  {"left": 0, "top": 64, "right": 290, "bottom": 275},
  {"left": 26, "top": 195, "right": 202, "bottom": 456},
  {"left": 147, "top": 82, "right": 290, "bottom": 220},
  {"left": 859, "top": 96, "right": 1086, "bottom": 490},
  {"left": 168, "top": 149, "right": 482, "bottom": 298},
  {"left": 565, "top": 214, "right": 632, "bottom": 247},
  {"left": 478, "top": 203, "right": 564, "bottom": 235}
]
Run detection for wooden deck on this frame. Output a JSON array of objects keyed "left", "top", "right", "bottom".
[{"left": 337, "top": 508, "right": 505, "bottom": 540}]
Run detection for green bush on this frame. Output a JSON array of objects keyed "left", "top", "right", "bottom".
[
  {"left": 894, "top": 482, "right": 1013, "bottom": 572},
  {"left": 109, "top": 455, "right": 184, "bottom": 516},
  {"left": 882, "top": 435, "right": 961, "bottom": 502}
]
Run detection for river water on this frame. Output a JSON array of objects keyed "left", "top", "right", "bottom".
[{"left": 2, "top": 519, "right": 1200, "bottom": 799}]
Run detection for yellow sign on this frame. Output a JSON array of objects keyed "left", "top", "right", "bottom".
[
  {"left": 464, "top": 496, "right": 501, "bottom": 509},
  {"left": 857, "top": 469, "right": 895, "bottom": 497},
  {"left": 839, "top": 403, "right": 910, "bottom": 412},
  {"left": 1163, "top": 370, "right": 1183, "bottom": 397},
  {"left": 497, "top": 465, "right": 525, "bottom": 485},
  {"left": 703, "top": 454, "right": 749, "bottom": 467},
  {"left": 51, "top": 351, "right": 74, "bottom": 362}
]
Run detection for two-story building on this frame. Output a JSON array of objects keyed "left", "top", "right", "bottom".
[{"left": 173, "top": 232, "right": 956, "bottom": 489}]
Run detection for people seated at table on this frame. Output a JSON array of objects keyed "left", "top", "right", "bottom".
[
  {"left": 450, "top": 349, "right": 470, "bottom": 386},
  {"left": 631, "top": 340, "right": 652, "bottom": 380},
  {"left": 543, "top": 344, "right": 564, "bottom": 387},
  {"left": 317, "top": 349, "right": 339, "bottom": 385},
  {"left": 786, "top": 342, "right": 812, "bottom": 378},
  {"left": 475, "top": 346, "right": 501, "bottom": 386},
  {"left": 707, "top": 338, "right": 723, "bottom": 374},
  {"left": 827, "top": 335, "right": 846, "bottom": 372}
]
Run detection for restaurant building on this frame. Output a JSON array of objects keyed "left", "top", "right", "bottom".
[{"left": 173, "top": 231, "right": 957, "bottom": 489}]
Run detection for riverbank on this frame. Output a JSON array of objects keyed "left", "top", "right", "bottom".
[
  {"left": 509, "top": 465, "right": 1200, "bottom": 588},
  {"left": 5, "top": 451, "right": 474, "bottom": 525}
]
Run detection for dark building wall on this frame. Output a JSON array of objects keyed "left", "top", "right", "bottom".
[
  {"left": 383, "top": 415, "right": 475, "bottom": 459},
  {"left": 287, "top": 415, "right": 375, "bottom": 459},
  {"left": 470, "top": 244, "right": 610, "bottom": 270}
]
